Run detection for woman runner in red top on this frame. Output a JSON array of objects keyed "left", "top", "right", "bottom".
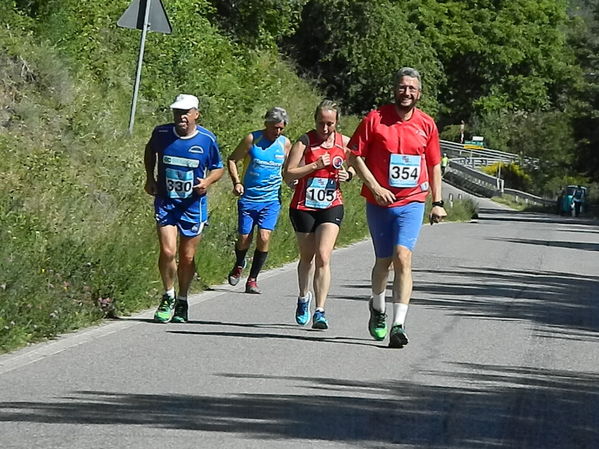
[{"left": 284, "top": 100, "right": 355, "bottom": 329}]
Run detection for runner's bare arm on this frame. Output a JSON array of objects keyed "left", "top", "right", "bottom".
[
  {"left": 339, "top": 136, "right": 356, "bottom": 182},
  {"left": 427, "top": 163, "right": 447, "bottom": 224},
  {"left": 227, "top": 133, "right": 253, "bottom": 196},
  {"left": 348, "top": 153, "right": 395, "bottom": 206},
  {"left": 193, "top": 167, "right": 225, "bottom": 196},
  {"left": 283, "top": 134, "right": 330, "bottom": 182},
  {"left": 144, "top": 139, "right": 157, "bottom": 196}
]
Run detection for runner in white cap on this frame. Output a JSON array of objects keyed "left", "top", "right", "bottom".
[{"left": 144, "top": 94, "right": 224, "bottom": 323}]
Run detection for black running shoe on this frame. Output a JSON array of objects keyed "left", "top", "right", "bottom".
[
  {"left": 171, "top": 300, "right": 188, "bottom": 323},
  {"left": 388, "top": 325, "right": 409, "bottom": 348}
]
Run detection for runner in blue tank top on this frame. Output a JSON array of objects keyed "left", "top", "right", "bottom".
[
  {"left": 144, "top": 94, "right": 224, "bottom": 323},
  {"left": 227, "top": 107, "right": 291, "bottom": 294}
]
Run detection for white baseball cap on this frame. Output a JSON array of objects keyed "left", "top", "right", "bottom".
[{"left": 170, "top": 94, "right": 199, "bottom": 110}]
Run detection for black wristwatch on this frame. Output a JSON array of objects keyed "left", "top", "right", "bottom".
[{"left": 432, "top": 200, "right": 445, "bottom": 207}]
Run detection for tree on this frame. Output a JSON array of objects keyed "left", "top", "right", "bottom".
[
  {"left": 207, "top": 0, "right": 308, "bottom": 48},
  {"left": 287, "top": 0, "right": 444, "bottom": 114},
  {"left": 566, "top": 0, "right": 599, "bottom": 182},
  {"left": 403, "top": 0, "right": 577, "bottom": 123}
]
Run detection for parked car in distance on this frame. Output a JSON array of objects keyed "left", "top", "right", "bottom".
[{"left": 557, "top": 185, "right": 588, "bottom": 217}]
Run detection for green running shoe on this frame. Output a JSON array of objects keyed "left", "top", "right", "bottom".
[
  {"left": 388, "top": 325, "right": 409, "bottom": 348},
  {"left": 154, "top": 294, "right": 176, "bottom": 323},
  {"left": 171, "top": 300, "right": 188, "bottom": 323},
  {"left": 368, "top": 298, "right": 387, "bottom": 341}
]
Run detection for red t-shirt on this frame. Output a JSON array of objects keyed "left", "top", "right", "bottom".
[
  {"left": 348, "top": 104, "right": 441, "bottom": 207},
  {"left": 290, "top": 130, "right": 347, "bottom": 211}
]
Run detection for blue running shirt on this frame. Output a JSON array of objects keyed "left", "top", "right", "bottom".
[
  {"left": 151, "top": 124, "right": 223, "bottom": 217},
  {"left": 241, "top": 130, "right": 287, "bottom": 203}
]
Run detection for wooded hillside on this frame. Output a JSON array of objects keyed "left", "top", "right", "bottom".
[{"left": 1, "top": 0, "right": 597, "bottom": 351}]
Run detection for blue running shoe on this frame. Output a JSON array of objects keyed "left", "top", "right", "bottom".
[
  {"left": 295, "top": 291, "right": 312, "bottom": 325},
  {"left": 312, "top": 309, "right": 328, "bottom": 330}
]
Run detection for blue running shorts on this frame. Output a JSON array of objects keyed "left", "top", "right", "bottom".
[
  {"left": 238, "top": 199, "right": 281, "bottom": 235},
  {"left": 366, "top": 201, "right": 425, "bottom": 257},
  {"left": 154, "top": 197, "right": 206, "bottom": 238}
]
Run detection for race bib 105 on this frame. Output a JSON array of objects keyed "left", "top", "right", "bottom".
[{"left": 305, "top": 177, "right": 336, "bottom": 209}]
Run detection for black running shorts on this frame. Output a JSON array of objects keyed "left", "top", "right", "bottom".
[{"left": 289, "top": 205, "right": 344, "bottom": 233}]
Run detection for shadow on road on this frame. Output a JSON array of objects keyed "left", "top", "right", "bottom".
[
  {"left": 412, "top": 266, "right": 599, "bottom": 338},
  {"left": 490, "top": 236, "right": 599, "bottom": 252},
  {"left": 166, "top": 329, "right": 376, "bottom": 348},
  {"left": 0, "top": 365, "right": 597, "bottom": 448},
  {"left": 335, "top": 265, "right": 599, "bottom": 341}
]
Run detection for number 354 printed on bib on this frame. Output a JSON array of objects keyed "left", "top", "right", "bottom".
[{"left": 388, "top": 154, "right": 421, "bottom": 188}]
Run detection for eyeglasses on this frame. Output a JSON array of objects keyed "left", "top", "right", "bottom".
[{"left": 396, "top": 85, "right": 420, "bottom": 93}]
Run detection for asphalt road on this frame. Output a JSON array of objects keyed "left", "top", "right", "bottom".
[{"left": 1, "top": 194, "right": 598, "bottom": 448}]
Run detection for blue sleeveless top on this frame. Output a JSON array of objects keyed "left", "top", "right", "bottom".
[{"left": 241, "top": 130, "right": 287, "bottom": 203}]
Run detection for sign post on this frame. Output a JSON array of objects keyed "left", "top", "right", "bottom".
[
  {"left": 117, "top": 0, "right": 172, "bottom": 134},
  {"left": 463, "top": 136, "right": 484, "bottom": 166}
]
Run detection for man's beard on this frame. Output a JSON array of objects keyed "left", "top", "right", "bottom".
[{"left": 395, "top": 96, "right": 417, "bottom": 113}]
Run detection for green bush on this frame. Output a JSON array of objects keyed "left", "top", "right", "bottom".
[
  {"left": 207, "top": 0, "right": 308, "bottom": 48},
  {"left": 482, "top": 162, "right": 532, "bottom": 191},
  {"left": 0, "top": 1, "right": 371, "bottom": 352}
]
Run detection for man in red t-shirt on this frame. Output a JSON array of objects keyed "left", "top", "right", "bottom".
[{"left": 348, "top": 67, "right": 447, "bottom": 348}]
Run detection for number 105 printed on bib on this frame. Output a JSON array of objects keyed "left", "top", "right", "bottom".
[{"left": 305, "top": 177, "right": 336, "bottom": 209}]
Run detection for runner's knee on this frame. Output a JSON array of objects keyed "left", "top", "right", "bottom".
[
  {"left": 394, "top": 249, "right": 412, "bottom": 271},
  {"left": 160, "top": 247, "right": 176, "bottom": 262}
]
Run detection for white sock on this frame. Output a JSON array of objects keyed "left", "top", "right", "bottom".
[
  {"left": 177, "top": 296, "right": 187, "bottom": 302},
  {"left": 298, "top": 291, "right": 311, "bottom": 303},
  {"left": 371, "top": 290, "right": 386, "bottom": 312},
  {"left": 165, "top": 288, "right": 175, "bottom": 298},
  {"left": 315, "top": 307, "right": 324, "bottom": 312},
  {"left": 392, "top": 303, "right": 409, "bottom": 326}
]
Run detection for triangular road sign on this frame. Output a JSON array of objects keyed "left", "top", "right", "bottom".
[{"left": 117, "top": 0, "right": 172, "bottom": 34}]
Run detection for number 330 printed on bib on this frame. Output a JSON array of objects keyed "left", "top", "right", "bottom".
[{"left": 166, "top": 168, "right": 194, "bottom": 199}]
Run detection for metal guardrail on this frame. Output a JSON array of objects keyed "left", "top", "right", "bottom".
[
  {"left": 441, "top": 139, "right": 517, "bottom": 159},
  {"left": 451, "top": 157, "right": 511, "bottom": 168},
  {"left": 441, "top": 141, "right": 553, "bottom": 205},
  {"left": 440, "top": 140, "right": 538, "bottom": 168},
  {"left": 503, "top": 188, "right": 555, "bottom": 207},
  {"left": 445, "top": 160, "right": 504, "bottom": 197}
]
